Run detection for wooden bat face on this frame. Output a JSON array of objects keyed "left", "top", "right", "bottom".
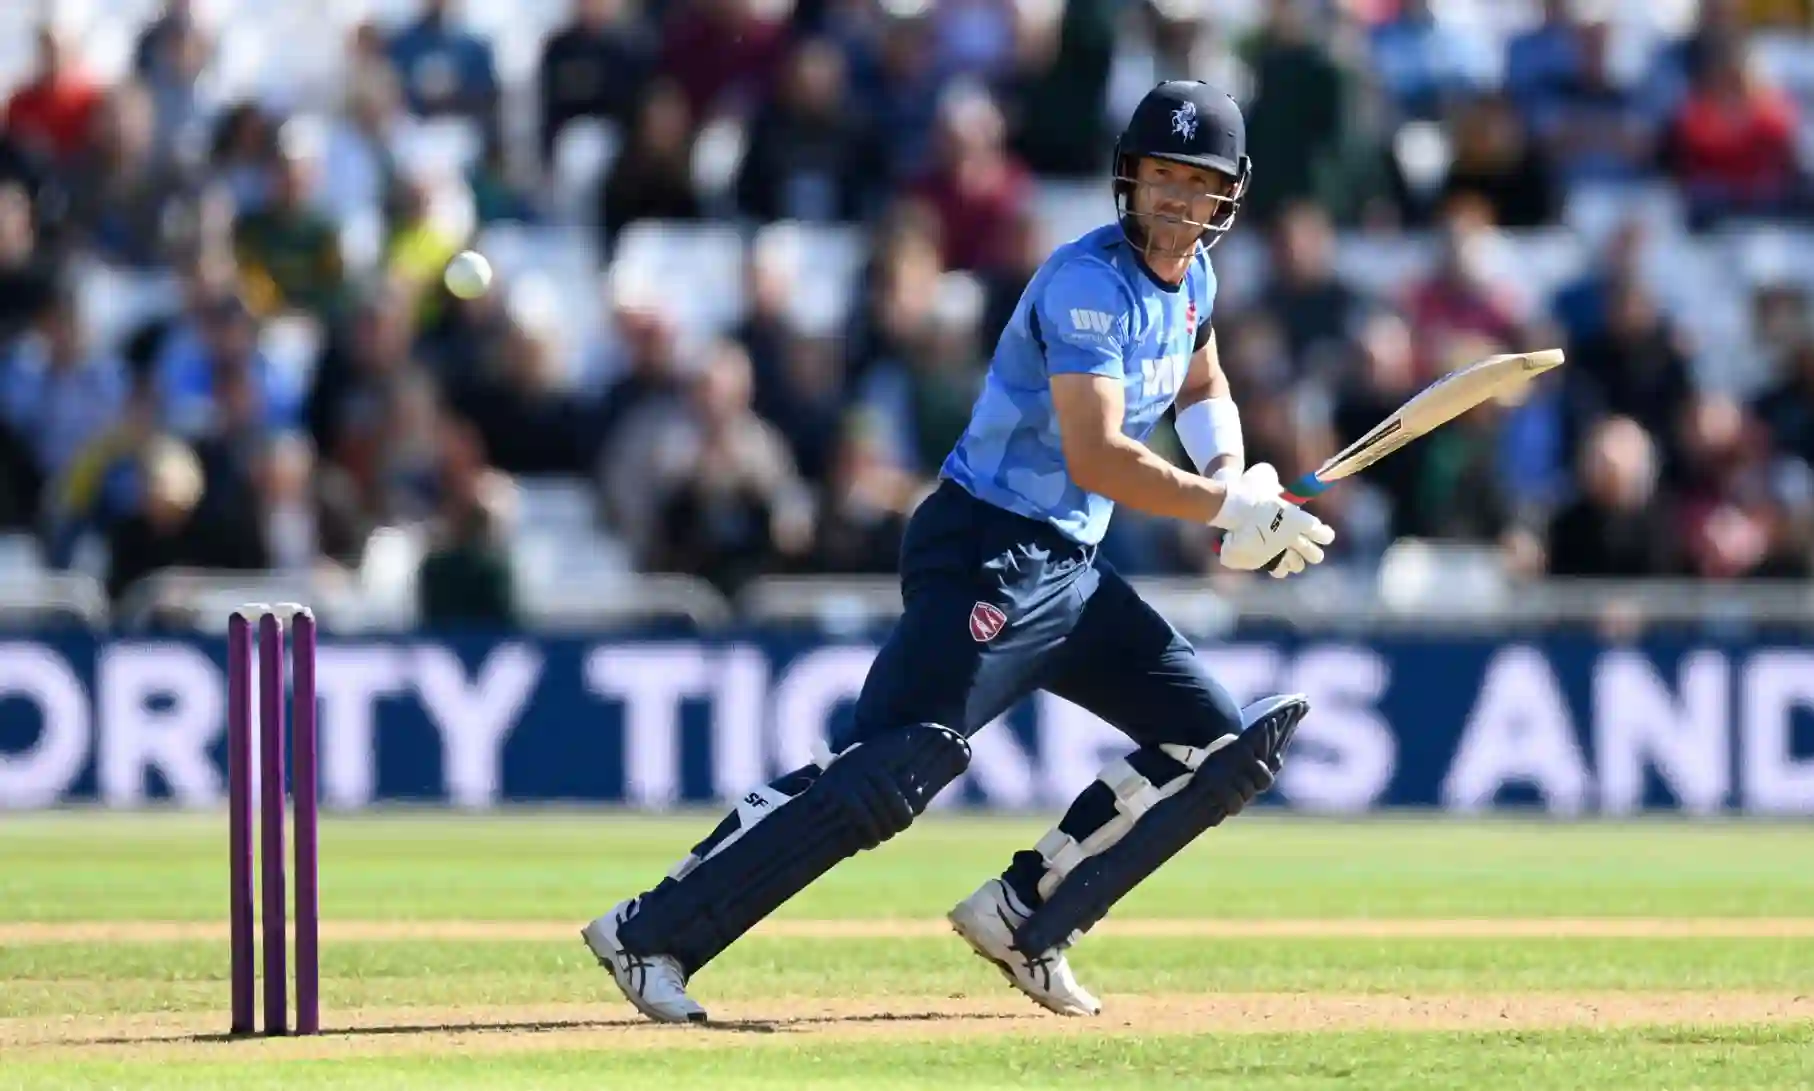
[{"left": 1315, "top": 349, "right": 1564, "bottom": 485}]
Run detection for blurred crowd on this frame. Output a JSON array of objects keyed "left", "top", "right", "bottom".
[{"left": 5, "top": 0, "right": 1814, "bottom": 627}]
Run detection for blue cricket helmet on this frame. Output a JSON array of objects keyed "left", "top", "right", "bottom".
[{"left": 1113, "top": 80, "right": 1252, "bottom": 252}]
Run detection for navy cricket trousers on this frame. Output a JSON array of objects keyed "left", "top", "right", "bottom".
[{"left": 839, "top": 480, "right": 1243, "bottom": 755}]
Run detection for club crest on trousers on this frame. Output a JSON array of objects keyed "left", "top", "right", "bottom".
[{"left": 969, "top": 602, "right": 1007, "bottom": 642}]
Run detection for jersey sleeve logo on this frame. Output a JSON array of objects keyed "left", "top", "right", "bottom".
[
  {"left": 1069, "top": 309, "right": 1115, "bottom": 336},
  {"left": 969, "top": 602, "right": 1008, "bottom": 643}
]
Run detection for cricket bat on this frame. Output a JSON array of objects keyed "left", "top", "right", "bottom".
[{"left": 1212, "top": 348, "right": 1564, "bottom": 553}]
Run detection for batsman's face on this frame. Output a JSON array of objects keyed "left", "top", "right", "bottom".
[{"left": 1133, "top": 157, "right": 1235, "bottom": 250}]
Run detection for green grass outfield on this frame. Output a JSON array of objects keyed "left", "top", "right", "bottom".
[{"left": 3, "top": 812, "right": 1812, "bottom": 1089}]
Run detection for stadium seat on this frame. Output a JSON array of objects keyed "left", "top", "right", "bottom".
[
  {"left": 1750, "top": 33, "right": 1814, "bottom": 104},
  {"left": 1722, "top": 223, "right": 1814, "bottom": 293},
  {"left": 260, "top": 314, "right": 323, "bottom": 405},
  {"left": 610, "top": 221, "right": 748, "bottom": 341},
  {"left": 551, "top": 119, "right": 622, "bottom": 225},
  {"left": 0, "top": 533, "right": 44, "bottom": 578},
  {"left": 1494, "top": 229, "right": 1587, "bottom": 317},
  {"left": 394, "top": 116, "right": 485, "bottom": 182},
  {"left": 1377, "top": 539, "right": 1511, "bottom": 615},
  {"left": 356, "top": 523, "right": 428, "bottom": 626},
  {"left": 1033, "top": 181, "right": 1106, "bottom": 249},
  {"left": 1562, "top": 180, "right": 1687, "bottom": 252},
  {"left": 1333, "top": 234, "right": 1435, "bottom": 301},
  {"left": 338, "top": 203, "right": 387, "bottom": 277},
  {"left": 74, "top": 262, "right": 183, "bottom": 358},
  {"left": 691, "top": 117, "right": 748, "bottom": 206},
  {"left": 512, "top": 477, "right": 598, "bottom": 533},
  {"left": 1209, "top": 229, "right": 1269, "bottom": 312},
  {"left": 753, "top": 222, "right": 866, "bottom": 337}
]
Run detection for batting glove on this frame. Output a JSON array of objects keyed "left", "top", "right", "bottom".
[{"left": 1211, "top": 463, "right": 1336, "bottom": 577}]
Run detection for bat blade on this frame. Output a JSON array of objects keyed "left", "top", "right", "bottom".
[
  {"left": 1213, "top": 348, "right": 1564, "bottom": 556},
  {"left": 1286, "top": 348, "right": 1564, "bottom": 499}
]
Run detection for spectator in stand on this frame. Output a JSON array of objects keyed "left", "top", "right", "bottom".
[
  {"left": 1367, "top": 0, "right": 1496, "bottom": 123},
  {"left": 233, "top": 129, "right": 348, "bottom": 320},
  {"left": 1403, "top": 196, "right": 1525, "bottom": 382},
  {"left": 1550, "top": 215, "right": 1648, "bottom": 344},
  {"left": 449, "top": 313, "right": 592, "bottom": 476},
  {"left": 761, "top": 334, "right": 845, "bottom": 486},
  {"left": 1646, "top": 0, "right": 1750, "bottom": 117},
  {"left": 1672, "top": 394, "right": 1779, "bottom": 578},
  {"left": 313, "top": 64, "right": 408, "bottom": 228},
  {"left": 1755, "top": 455, "right": 1814, "bottom": 578},
  {"left": 1526, "top": 20, "right": 1657, "bottom": 189},
  {"left": 1544, "top": 415, "right": 1682, "bottom": 577},
  {"left": 0, "top": 288, "right": 129, "bottom": 491},
  {"left": 1663, "top": 36, "right": 1804, "bottom": 229},
  {"left": 844, "top": 202, "right": 945, "bottom": 387},
  {"left": 735, "top": 36, "right": 884, "bottom": 224},
  {"left": 1754, "top": 336, "right": 1814, "bottom": 468},
  {"left": 0, "top": 182, "right": 58, "bottom": 343},
  {"left": 158, "top": 294, "right": 303, "bottom": 441},
  {"left": 105, "top": 434, "right": 267, "bottom": 603},
  {"left": 658, "top": 0, "right": 791, "bottom": 121},
  {"left": 1562, "top": 274, "right": 1696, "bottom": 475},
  {"left": 4, "top": 26, "right": 104, "bottom": 167},
  {"left": 1440, "top": 91, "right": 1557, "bottom": 229},
  {"left": 539, "top": 0, "right": 657, "bottom": 165},
  {"left": 908, "top": 84, "right": 1031, "bottom": 274},
  {"left": 132, "top": 0, "right": 215, "bottom": 164},
  {"left": 382, "top": 171, "right": 466, "bottom": 322},
  {"left": 594, "top": 291, "right": 689, "bottom": 447},
  {"left": 386, "top": 0, "right": 501, "bottom": 137},
  {"left": 978, "top": 202, "right": 1048, "bottom": 350},
  {"left": 1237, "top": 0, "right": 1354, "bottom": 228},
  {"left": 854, "top": 271, "right": 984, "bottom": 477},
  {"left": 249, "top": 430, "right": 324, "bottom": 576},
  {"left": 1006, "top": 0, "right": 1115, "bottom": 178},
  {"left": 926, "top": 0, "right": 1018, "bottom": 89},
  {"left": 596, "top": 78, "right": 702, "bottom": 250},
  {"left": 625, "top": 338, "right": 816, "bottom": 594},
  {"left": 1258, "top": 200, "right": 1367, "bottom": 377},
  {"left": 416, "top": 418, "right": 518, "bottom": 626},
  {"left": 1331, "top": 308, "right": 1430, "bottom": 546},
  {"left": 1394, "top": 334, "right": 1520, "bottom": 544},
  {"left": 307, "top": 278, "right": 415, "bottom": 474},
  {"left": 866, "top": 13, "right": 946, "bottom": 186},
  {"left": 811, "top": 408, "right": 925, "bottom": 574},
  {"left": 64, "top": 83, "right": 200, "bottom": 269},
  {"left": 208, "top": 102, "right": 277, "bottom": 213},
  {"left": 1503, "top": 0, "right": 1586, "bottom": 119}
]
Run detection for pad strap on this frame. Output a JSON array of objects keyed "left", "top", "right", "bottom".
[{"left": 1033, "top": 742, "right": 1224, "bottom": 901}]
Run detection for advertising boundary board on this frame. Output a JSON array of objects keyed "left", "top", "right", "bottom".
[{"left": 1, "top": 629, "right": 1811, "bottom": 814}]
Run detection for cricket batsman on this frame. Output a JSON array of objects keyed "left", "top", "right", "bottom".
[{"left": 583, "top": 81, "right": 1337, "bottom": 1023}]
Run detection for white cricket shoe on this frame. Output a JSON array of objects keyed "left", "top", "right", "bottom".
[
  {"left": 581, "top": 897, "right": 708, "bottom": 1024},
  {"left": 948, "top": 878, "right": 1102, "bottom": 1016}
]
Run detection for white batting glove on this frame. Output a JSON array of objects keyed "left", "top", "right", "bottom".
[{"left": 1212, "top": 463, "right": 1336, "bottom": 577}]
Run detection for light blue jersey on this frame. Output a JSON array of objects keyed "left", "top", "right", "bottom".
[{"left": 941, "top": 224, "right": 1217, "bottom": 545}]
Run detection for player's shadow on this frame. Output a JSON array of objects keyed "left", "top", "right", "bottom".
[{"left": 84, "top": 1009, "right": 1027, "bottom": 1046}]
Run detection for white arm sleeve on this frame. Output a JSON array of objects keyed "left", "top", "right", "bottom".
[{"left": 1174, "top": 396, "right": 1242, "bottom": 476}]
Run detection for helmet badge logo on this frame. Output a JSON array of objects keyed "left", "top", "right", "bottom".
[{"left": 1170, "top": 101, "right": 1198, "bottom": 141}]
